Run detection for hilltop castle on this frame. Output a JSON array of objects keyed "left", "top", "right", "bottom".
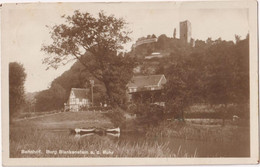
[{"left": 131, "top": 19, "right": 194, "bottom": 60}]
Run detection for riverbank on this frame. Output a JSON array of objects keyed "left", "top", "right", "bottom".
[
  {"left": 10, "top": 111, "right": 197, "bottom": 158},
  {"left": 10, "top": 110, "right": 249, "bottom": 157},
  {"left": 145, "top": 120, "right": 250, "bottom": 143}
]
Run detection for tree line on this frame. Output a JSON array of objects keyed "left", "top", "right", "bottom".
[
  {"left": 162, "top": 35, "right": 249, "bottom": 120},
  {"left": 9, "top": 62, "right": 26, "bottom": 121}
]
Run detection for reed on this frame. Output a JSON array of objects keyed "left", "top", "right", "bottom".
[
  {"left": 145, "top": 120, "right": 250, "bottom": 143},
  {"left": 10, "top": 128, "right": 195, "bottom": 158}
]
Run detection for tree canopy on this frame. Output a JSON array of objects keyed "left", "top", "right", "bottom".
[
  {"left": 162, "top": 35, "right": 249, "bottom": 120},
  {"left": 9, "top": 62, "right": 27, "bottom": 120},
  {"left": 42, "top": 10, "right": 136, "bottom": 106}
]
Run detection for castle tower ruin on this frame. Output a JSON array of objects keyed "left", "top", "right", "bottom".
[{"left": 180, "top": 20, "right": 192, "bottom": 44}]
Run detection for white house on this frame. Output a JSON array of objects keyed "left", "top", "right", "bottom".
[{"left": 66, "top": 88, "right": 90, "bottom": 112}]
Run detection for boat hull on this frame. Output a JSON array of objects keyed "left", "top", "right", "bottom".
[
  {"left": 74, "top": 128, "right": 95, "bottom": 134},
  {"left": 74, "top": 127, "right": 120, "bottom": 134},
  {"left": 106, "top": 127, "right": 120, "bottom": 133}
]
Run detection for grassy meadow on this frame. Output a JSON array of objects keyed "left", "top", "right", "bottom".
[
  {"left": 10, "top": 112, "right": 197, "bottom": 157},
  {"left": 10, "top": 111, "right": 195, "bottom": 157},
  {"left": 146, "top": 120, "right": 250, "bottom": 143},
  {"left": 10, "top": 128, "right": 194, "bottom": 157},
  {"left": 10, "top": 107, "right": 250, "bottom": 158},
  {"left": 12, "top": 111, "right": 113, "bottom": 129}
]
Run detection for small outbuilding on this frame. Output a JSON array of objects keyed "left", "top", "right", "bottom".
[
  {"left": 126, "top": 74, "right": 167, "bottom": 104},
  {"left": 65, "top": 88, "right": 90, "bottom": 112}
]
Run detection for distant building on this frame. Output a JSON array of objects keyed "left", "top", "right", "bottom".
[
  {"left": 133, "top": 37, "right": 157, "bottom": 48},
  {"left": 145, "top": 52, "right": 164, "bottom": 60},
  {"left": 180, "top": 20, "right": 192, "bottom": 44},
  {"left": 133, "top": 66, "right": 141, "bottom": 73},
  {"left": 126, "top": 74, "right": 167, "bottom": 103},
  {"left": 66, "top": 88, "right": 90, "bottom": 112}
]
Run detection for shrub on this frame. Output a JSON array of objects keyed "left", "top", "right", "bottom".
[
  {"left": 127, "top": 103, "right": 165, "bottom": 128},
  {"left": 104, "top": 108, "right": 126, "bottom": 127},
  {"left": 184, "top": 103, "right": 249, "bottom": 121}
]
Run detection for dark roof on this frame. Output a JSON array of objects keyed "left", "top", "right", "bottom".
[
  {"left": 127, "top": 75, "right": 165, "bottom": 88},
  {"left": 71, "top": 88, "right": 89, "bottom": 100}
]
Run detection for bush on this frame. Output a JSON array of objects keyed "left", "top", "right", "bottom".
[
  {"left": 185, "top": 111, "right": 222, "bottom": 119},
  {"left": 184, "top": 103, "right": 249, "bottom": 120},
  {"left": 82, "top": 106, "right": 113, "bottom": 111},
  {"left": 104, "top": 108, "right": 126, "bottom": 127},
  {"left": 127, "top": 103, "right": 165, "bottom": 127}
]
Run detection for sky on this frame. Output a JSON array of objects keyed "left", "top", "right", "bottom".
[{"left": 3, "top": 2, "right": 249, "bottom": 93}]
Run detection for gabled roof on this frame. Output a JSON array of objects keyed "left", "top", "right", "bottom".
[
  {"left": 127, "top": 74, "right": 166, "bottom": 88},
  {"left": 71, "top": 88, "right": 89, "bottom": 100}
]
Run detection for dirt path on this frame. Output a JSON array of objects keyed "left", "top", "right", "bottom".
[
  {"left": 12, "top": 111, "right": 114, "bottom": 130},
  {"left": 14, "top": 112, "right": 64, "bottom": 122}
]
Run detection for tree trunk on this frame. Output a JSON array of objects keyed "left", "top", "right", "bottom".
[
  {"left": 181, "top": 109, "right": 185, "bottom": 122},
  {"left": 103, "top": 80, "right": 117, "bottom": 107},
  {"left": 222, "top": 104, "right": 227, "bottom": 126}
]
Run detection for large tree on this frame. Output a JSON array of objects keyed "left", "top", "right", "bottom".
[
  {"left": 42, "top": 10, "right": 135, "bottom": 106},
  {"left": 9, "top": 62, "right": 26, "bottom": 120},
  {"left": 231, "top": 36, "right": 249, "bottom": 104},
  {"left": 164, "top": 54, "right": 202, "bottom": 120}
]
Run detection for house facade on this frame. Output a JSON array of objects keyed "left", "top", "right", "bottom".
[
  {"left": 126, "top": 74, "right": 167, "bottom": 104},
  {"left": 66, "top": 88, "right": 90, "bottom": 112}
]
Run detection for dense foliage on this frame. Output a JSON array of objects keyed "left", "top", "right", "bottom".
[
  {"left": 128, "top": 34, "right": 249, "bottom": 121},
  {"left": 156, "top": 36, "right": 249, "bottom": 119},
  {"left": 9, "top": 62, "right": 27, "bottom": 120}
]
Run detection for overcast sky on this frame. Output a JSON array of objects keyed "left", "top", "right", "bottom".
[{"left": 3, "top": 2, "right": 249, "bottom": 93}]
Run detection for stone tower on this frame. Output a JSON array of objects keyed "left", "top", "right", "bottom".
[{"left": 180, "top": 20, "right": 192, "bottom": 44}]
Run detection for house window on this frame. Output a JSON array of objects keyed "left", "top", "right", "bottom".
[
  {"left": 129, "top": 87, "right": 137, "bottom": 93},
  {"left": 82, "top": 99, "right": 87, "bottom": 104},
  {"left": 71, "top": 98, "right": 75, "bottom": 104},
  {"left": 71, "top": 92, "right": 75, "bottom": 98},
  {"left": 76, "top": 98, "right": 79, "bottom": 104}
]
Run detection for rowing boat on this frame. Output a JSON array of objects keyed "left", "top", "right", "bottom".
[
  {"left": 106, "top": 127, "right": 120, "bottom": 133},
  {"left": 106, "top": 132, "right": 120, "bottom": 137},
  {"left": 74, "top": 128, "right": 95, "bottom": 134},
  {"left": 74, "top": 127, "right": 120, "bottom": 134}
]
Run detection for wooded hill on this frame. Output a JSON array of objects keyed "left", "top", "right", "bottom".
[
  {"left": 34, "top": 61, "right": 107, "bottom": 111},
  {"left": 33, "top": 34, "right": 249, "bottom": 114}
]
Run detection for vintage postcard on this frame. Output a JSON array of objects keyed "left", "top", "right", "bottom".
[{"left": 1, "top": 0, "right": 259, "bottom": 166}]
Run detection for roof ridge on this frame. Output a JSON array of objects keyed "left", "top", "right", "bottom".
[
  {"left": 133, "top": 74, "right": 164, "bottom": 78},
  {"left": 72, "top": 88, "right": 88, "bottom": 90}
]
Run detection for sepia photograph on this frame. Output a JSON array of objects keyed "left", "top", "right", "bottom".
[{"left": 2, "top": 0, "right": 259, "bottom": 165}]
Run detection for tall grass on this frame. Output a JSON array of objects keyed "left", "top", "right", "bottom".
[
  {"left": 145, "top": 120, "right": 250, "bottom": 144},
  {"left": 185, "top": 103, "right": 250, "bottom": 121},
  {"left": 10, "top": 128, "right": 195, "bottom": 158}
]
